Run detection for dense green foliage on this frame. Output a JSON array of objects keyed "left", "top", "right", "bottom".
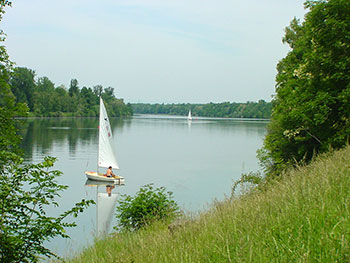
[
  {"left": 0, "top": 157, "right": 94, "bottom": 262},
  {"left": 132, "top": 100, "right": 271, "bottom": 119},
  {"left": 9, "top": 67, "right": 133, "bottom": 117},
  {"left": 9, "top": 67, "right": 36, "bottom": 111},
  {"left": 0, "top": 3, "right": 94, "bottom": 262},
  {"left": 115, "top": 184, "right": 179, "bottom": 232},
  {"left": 0, "top": 0, "right": 25, "bottom": 167},
  {"left": 260, "top": 0, "right": 350, "bottom": 175},
  {"left": 69, "top": 146, "right": 350, "bottom": 263},
  {"left": 0, "top": 75, "right": 27, "bottom": 167}
]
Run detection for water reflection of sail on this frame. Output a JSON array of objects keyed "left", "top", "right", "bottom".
[
  {"left": 85, "top": 179, "right": 119, "bottom": 236},
  {"left": 97, "top": 192, "right": 118, "bottom": 236}
]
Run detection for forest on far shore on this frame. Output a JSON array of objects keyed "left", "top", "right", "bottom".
[
  {"left": 131, "top": 100, "right": 272, "bottom": 119},
  {"left": 9, "top": 67, "right": 133, "bottom": 117},
  {"left": 9, "top": 66, "right": 270, "bottom": 119}
]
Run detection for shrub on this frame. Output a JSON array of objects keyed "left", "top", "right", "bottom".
[
  {"left": 115, "top": 184, "right": 179, "bottom": 231},
  {"left": 231, "top": 171, "right": 264, "bottom": 197},
  {"left": 0, "top": 156, "right": 95, "bottom": 262}
]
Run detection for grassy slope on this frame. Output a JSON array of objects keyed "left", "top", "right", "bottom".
[{"left": 68, "top": 147, "right": 350, "bottom": 263}]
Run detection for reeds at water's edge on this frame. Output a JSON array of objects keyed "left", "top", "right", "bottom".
[{"left": 67, "top": 146, "right": 350, "bottom": 263}]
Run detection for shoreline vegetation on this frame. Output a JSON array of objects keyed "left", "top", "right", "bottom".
[
  {"left": 67, "top": 146, "right": 350, "bottom": 263},
  {"left": 8, "top": 66, "right": 272, "bottom": 119},
  {"left": 131, "top": 101, "right": 272, "bottom": 119},
  {"left": 9, "top": 67, "right": 133, "bottom": 118}
]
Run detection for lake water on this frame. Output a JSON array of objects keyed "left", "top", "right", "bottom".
[{"left": 19, "top": 115, "right": 268, "bottom": 258}]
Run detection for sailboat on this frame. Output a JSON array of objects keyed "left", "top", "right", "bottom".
[
  {"left": 85, "top": 97, "right": 124, "bottom": 184},
  {"left": 187, "top": 110, "right": 192, "bottom": 121}
]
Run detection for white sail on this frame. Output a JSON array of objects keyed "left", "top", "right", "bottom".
[
  {"left": 98, "top": 97, "right": 119, "bottom": 169},
  {"left": 96, "top": 192, "right": 118, "bottom": 235},
  {"left": 188, "top": 110, "right": 192, "bottom": 121}
]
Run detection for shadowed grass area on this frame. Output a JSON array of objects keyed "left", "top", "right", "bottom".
[{"left": 67, "top": 146, "right": 350, "bottom": 262}]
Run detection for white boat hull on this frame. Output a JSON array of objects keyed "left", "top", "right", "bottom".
[{"left": 85, "top": 171, "right": 125, "bottom": 185}]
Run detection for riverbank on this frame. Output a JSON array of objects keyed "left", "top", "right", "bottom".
[{"left": 67, "top": 146, "right": 350, "bottom": 262}]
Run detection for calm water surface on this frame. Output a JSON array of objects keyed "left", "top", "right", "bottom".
[{"left": 19, "top": 115, "right": 268, "bottom": 258}]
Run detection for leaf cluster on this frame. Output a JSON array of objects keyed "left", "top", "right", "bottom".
[
  {"left": 115, "top": 184, "right": 179, "bottom": 232},
  {"left": 0, "top": 157, "right": 95, "bottom": 262},
  {"left": 260, "top": 0, "right": 350, "bottom": 176}
]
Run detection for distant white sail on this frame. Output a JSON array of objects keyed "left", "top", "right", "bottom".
[
  {"left": 188, "top": 110, "right": 192, "bottom": 121},
  {"left": 97, "top": 192, "right": 118, "bottom": 235},
  {"left": 98, "top": 97, "right": 119, "bottom": 169}
]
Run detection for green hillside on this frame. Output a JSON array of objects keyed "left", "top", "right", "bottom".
[{"left": 68, "top": 146, "right": 350, "bottom": 262}]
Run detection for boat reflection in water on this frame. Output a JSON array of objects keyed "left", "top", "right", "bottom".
[{"left": 85, "top": 179, "right": 120, "bottom": 236}]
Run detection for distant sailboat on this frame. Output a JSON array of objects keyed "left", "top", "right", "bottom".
[
  {"left": 85, "top": 97, "right": 124, "bottom": 184},
  {"left": 187, "top": 110, "right": 192, "bottom": 121}
]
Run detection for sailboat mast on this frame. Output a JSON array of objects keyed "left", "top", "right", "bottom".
[{"left": 97, "top": 97, "right": 102, "bottom": 174}]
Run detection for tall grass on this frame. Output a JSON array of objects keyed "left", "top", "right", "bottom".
[{"left": 68, "top": 147, "right": 350, "bottom": 262}]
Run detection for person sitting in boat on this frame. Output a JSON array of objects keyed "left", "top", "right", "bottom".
[{"left": 105, "top": 166, "right": 115, "bottom": 178}]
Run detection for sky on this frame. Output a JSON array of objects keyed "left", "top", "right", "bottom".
[{"left": 2, "top": 0, "right": 307, "bottom": 104}]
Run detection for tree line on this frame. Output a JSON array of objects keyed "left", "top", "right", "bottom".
[
  {"left": 259, "top": 0, "right": 350, "bottom": 176},
  {"left": 9, "top": 67, "right": 133, "bottom": 117},
  {"left": 132, "top": 100, "right": 272, "bottom": 119}
]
